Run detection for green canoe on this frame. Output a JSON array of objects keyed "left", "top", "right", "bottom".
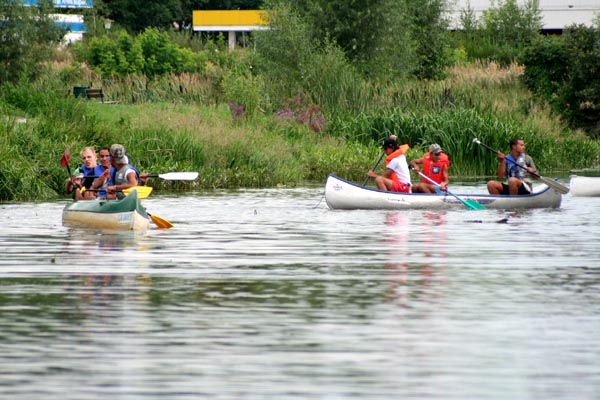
[{"left": 62, "top": 189, "right": 150, "bottom": 231}]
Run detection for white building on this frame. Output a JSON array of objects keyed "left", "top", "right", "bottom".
[
  {"left": 447, "top": 0, "right": 600, "bottom": 30},
  {"left": 52, "top": 14, "right": 86, "bottom": 43}
]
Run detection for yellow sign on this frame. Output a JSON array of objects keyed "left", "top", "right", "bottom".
[{"left": 192, "top": 10, "right": 268, "bottom": 29}]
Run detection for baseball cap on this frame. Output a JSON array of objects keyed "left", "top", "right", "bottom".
[
  {"left": 429, "top": 144, "right": 443, "bottom": 154},
  {"left": 110, "top": 144, "right": 127, "bottom": 164}
]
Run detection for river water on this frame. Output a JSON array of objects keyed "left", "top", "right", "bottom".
[{"left": 0, "top": 181, "right": 599, "bottom": 400}]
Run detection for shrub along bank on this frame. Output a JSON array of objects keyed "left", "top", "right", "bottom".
[{"left": 1, "top": 62, "right": 598, "bottom": 202}]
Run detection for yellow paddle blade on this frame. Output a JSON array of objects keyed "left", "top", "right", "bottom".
[
  {"left": 150, "top": 213, "right": 174, "bottom": 229},
  {"left": 123, "top": 186, "right": 153, "bottom": 199}
]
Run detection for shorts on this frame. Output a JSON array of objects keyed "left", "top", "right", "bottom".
[
  {"left": 501, "top": 182, "right": 531, "bottom": 195},
  {"left": 391, "top": 181, "right": 411, "bottom": 193}
]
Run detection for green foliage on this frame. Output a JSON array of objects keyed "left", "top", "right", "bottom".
[
  {"left": 402, "top": 0, "right": 450, "bottom": 80},
  {"left": 293, "top": 0, "right": 417, "bottom": 81},
  {"left": 254, "top": 0, "right": 317, "bottom": 94},
  {"left": 0, "top": 69, "right": 117, "bottom": 200},
  {"left": 222, "top": 71, "right": 262, "bottom": 120},
  {"left": 105, "top": 0, "right": 182, "bottom": 33},
  {"left": 255, "top": 1, "right": 374, "bottom": 114},
  {"left": 520, "top": 35, "right": 567, "bottom": 101},
  {"left": 327, "top": 106, "right": 599, "bottom": 176},
  {"left": 76, "top": 28, "right": 205, "bottom": 78},
  {"left": 453, "top": 0, "right": 542, "bottom": 64},
  {"left": 521, "top": 25, "right": 600, "bottom": 137},
  {"left": 0, "top": 0, "right": 65, "bottom": 84}
]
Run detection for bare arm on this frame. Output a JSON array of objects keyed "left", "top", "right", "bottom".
[
  {"left": 409, "top": 158, "right": 424, "bottom": 173},
  {"left": 496, "top": 151, "right": 505, "bottom": 179}
]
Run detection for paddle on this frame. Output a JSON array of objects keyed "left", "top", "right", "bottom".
[
  {"left": 82, "top": 186, "right": 154, "bottom": 199},
  {"left": 146, "top": 172, "right": 199, "bottom": 181},
  {"left": 60, "top": 147, "right": 72, "bottom": 176},
  {"left": 86, "top": 172, "right": 199, "bottom": 181},
  {"left": 149, "top": 213, "right": 174, "bottom": 229},
  {"left": 413, "top": 168, "right": 486, "bottom": 210},
  {"left": 362, "top": 152, "right": 385, "bottom": 186},
  {"left": 473, "top": 138, "right": 569, "bottom": 194}
]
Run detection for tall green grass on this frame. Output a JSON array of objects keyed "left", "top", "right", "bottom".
[{"left": 1, "top": 60, "right": 599, "bottom": 201}]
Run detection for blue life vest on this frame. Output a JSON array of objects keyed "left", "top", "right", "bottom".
[
  {"left": 505, "top": 154, "right": 527, "bottom": 180},
  {"left": 80, "top": 164, "right": 104, "bottom": 189}
]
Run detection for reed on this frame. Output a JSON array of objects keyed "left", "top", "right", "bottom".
[{"left": 1, "top": 60, "right": 599, "bottom": 201}]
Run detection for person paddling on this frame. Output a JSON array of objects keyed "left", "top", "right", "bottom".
[
  {"left": 105, "top": 144, "right": 141, "bottom": 200},
  {"left": 410, "top": 143, "right": 450, "bottom": 193},
  {"left": 65, "top": 147, "right": 103, "bottom": 200},
  {"left": 487, "top": 137, "right": 537, "bottom": 195},
  {"left": 367, "top": 137, "right": 411, "bottom": 193}
]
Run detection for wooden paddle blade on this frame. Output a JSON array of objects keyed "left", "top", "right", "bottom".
[
  {"left": 123, "top": 186, "right": 153, "bottom": 199},
  {"left": 150, "top": 214, "right": 174, "bottom": 229},
  {"left": 539, "top": 176, "right": 569, "bottom": 194}
]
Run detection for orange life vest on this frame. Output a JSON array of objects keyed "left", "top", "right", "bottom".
[
  {"left": 421, "top": 152, "right": 450, "bottom": 184},
  {"left": 385, "top": 144, "right": 410, "bottom": 184}
]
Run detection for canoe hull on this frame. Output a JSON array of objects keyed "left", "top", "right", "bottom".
[
  {"left": 569, "top": 176, "right": 600, "bottom": 197},
  {"left": 62, "top": 190, "right": 150, "bottom": 231},
  {"left": 324, "top": 175, "right": 562, "bottom": 210}
]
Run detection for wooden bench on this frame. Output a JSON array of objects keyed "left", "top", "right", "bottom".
[{"left": 85, "top": 88, "right": 104, "bottom": 103}]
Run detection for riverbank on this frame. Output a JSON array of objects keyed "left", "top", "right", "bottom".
[{"left": 1, "top": 61, "right": 598, "bottom": 201}]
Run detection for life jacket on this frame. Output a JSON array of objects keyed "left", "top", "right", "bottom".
[
  {"left": 505, "top": 154, "right": 525, "bottom": 179},
  {"left": 80, "top": 164, "right": 104, "bottom": 189},
  {"left": 421, "top": 152, "right": 450, "bottom": 185},
  {"left": 385, "top": 144, "right": 410, "bottom": 184},
  {"left": 505, "top": 153, "right": 534, "bottom": 189},
  {"left": 96, "top": 166, "right": 114, "bottom": 198},
  {"left": 110, "top": 164, "right": 141, "bottom": 186}
]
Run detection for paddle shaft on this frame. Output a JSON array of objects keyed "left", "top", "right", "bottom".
[
  {"left": 475, "top": 140, "right": 542, "bottom": 179},
  {"left": 362, "top": 152, "right": 385, "bottom": 186},
  {"left": 473, "top": 139, "right": 569, "bottom": 194},
  {"left": 82, "top": 186, "right": 152, "bottom": 199},
  {"left": 415, "top": 170, "right": 486, "bottom": 210},
  {"left": 85, "top": 172, "right": 199, "bottom": 181}
]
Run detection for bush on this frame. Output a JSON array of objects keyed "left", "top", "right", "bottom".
[{"left": 521, "top": 25, "right": 600, "bottom": 137}]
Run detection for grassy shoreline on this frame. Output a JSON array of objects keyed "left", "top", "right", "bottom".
[{"left": 1, "top": 62, "right": 599, "bottom": 201}]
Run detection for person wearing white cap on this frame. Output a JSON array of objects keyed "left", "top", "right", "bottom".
[
  {"left": 410, "top": 143, "right": 450, "bottom": 193},
  {"left": 106, "top": 144, "right": 140, "bottom": 200}
]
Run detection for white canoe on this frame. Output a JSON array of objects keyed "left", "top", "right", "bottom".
[
  {"left": 569, "top": 176, "right": 600, "bottom": 197},
  {"left": 62, "top": 189, "right": 150, "bottom": 231},
  {"left": 324, "top": 174, "right": 562, "bottom": 210}
]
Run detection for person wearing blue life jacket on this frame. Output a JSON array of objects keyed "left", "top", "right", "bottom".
[
  {"left": 105, "top": 144, "right": 141, "bottom": 200},
  {"left": 64, "top": 147, "right": 104, "bottom": 200},
  {"left": 87, "top": 146, "right": 114, "bottom": 199},
  {"left": 487, "top": 138, "right": 537, "bottom": 195}
]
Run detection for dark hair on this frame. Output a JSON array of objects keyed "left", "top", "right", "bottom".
[
  {"left": 509, "top": 138, "right": 523, "bottom": 147},
  {"left": 382, "top": 138, "right": 399, "bottom": 150}
]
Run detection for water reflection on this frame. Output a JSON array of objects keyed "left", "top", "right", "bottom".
[
  {"left": 383, "top": 211, "right": 448, "bottom": 307},
  {"left": 0, "top": 188, "right": 599, "bottom": 400}
]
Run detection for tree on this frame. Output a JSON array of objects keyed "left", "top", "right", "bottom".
[
  {"left": 480, "top": 0, "right": 542, "bottom": 63},
  {"left": 0, "top": 0, "right": 65, "bottom": 85},
  {"left": 292, "top": 0, "right": 420, "bottom": 81},
  {"left": 103, "top": 0, "right": 182, "bottom": 33},
  {"left": 102, "top": 0, "right": 264, "bottom": 33},
  {"left": 521, "top": 25, "right": 600, "bottom": 137},
  {"left": 401, "top": 0, "right": 450, "bottom": 80}
]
